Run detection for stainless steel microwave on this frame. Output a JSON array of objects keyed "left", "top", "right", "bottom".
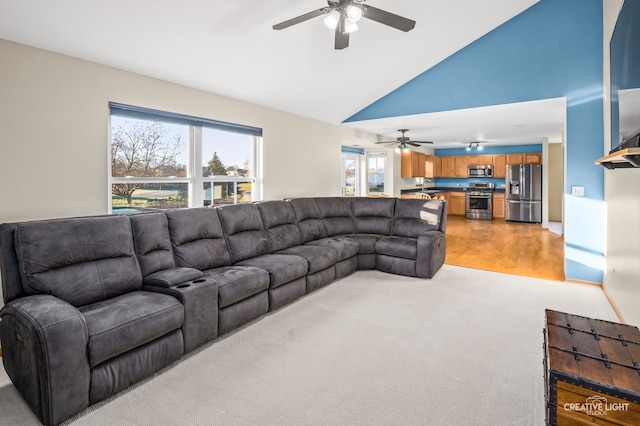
[{"left": 468, "top": 165, "right": 493, "bottom": 178}]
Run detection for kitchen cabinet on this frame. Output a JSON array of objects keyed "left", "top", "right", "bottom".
[
  {"left": 449, "top": 191, "right": 466, "bottom": 216},
  {"left": 440, "top": 156, "right": 455, "bottom": 177},
  {"left": 466, "top": 155, "right": 480, "bottom": 166},
  {"left": 454, "top": 156, "right": 468, "bottom": 177},
  {"left": 401, "top": 151, "right": 426, "bottom": 178},
  {"left": 506, "top": 154, "right": 523, "bottom": 165},
  {"left": 493, "top": 154, "right": 506, "bottom": 178},
  {"left": 434, "top": 156, "right": 442, "bottom": 177},
  {"left": 424, "top": 155, "right": 435, "bottom": 178},
  {"left": 467, "top": 155, "right": 493, "bottom": 165},
  {"left": 523, "top": 153, "right": 542, "bottom": 164},
  {"left": 506, "top": 153, "right": 542, "bottom": 165},
  {"left": 493, "top": 192, "right": 505, "bottom": 219}
]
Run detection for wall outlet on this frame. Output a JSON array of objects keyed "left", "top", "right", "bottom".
[{"left": 571, "top": 186, "right": 584, "bottom": 196}]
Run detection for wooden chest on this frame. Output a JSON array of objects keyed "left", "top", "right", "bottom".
[{"left": 544, "top": 309, "right": 640, "bottom": 425}]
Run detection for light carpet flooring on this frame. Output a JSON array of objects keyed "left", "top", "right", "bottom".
[{"left": 0, "top": 266, "right": 618, "bottom": 426}]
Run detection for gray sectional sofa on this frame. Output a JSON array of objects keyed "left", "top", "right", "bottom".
[{"left": 0, "top": 196, "right": 446, "bottom": 425}]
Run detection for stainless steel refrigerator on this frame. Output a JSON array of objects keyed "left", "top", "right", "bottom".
[{"left": 505, "top": 164, "right": 542, "bottom": 223}]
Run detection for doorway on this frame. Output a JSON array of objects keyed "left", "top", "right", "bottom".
[{"left": 341, "top": 153, "right": 361, "bottom": 197}]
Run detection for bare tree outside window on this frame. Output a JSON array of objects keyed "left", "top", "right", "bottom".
[{"left": 111, "top": 119, "right": 187, "bottom": 205}]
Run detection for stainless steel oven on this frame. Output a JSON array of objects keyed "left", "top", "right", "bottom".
[{"left": 466, "top": 182, "right": 494, "bottom": 220}]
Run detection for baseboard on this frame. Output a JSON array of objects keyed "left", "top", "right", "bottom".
[
  {"left": 601, "top": 283, "right": 626, "bottom": 324},
  {"left": 564, "top": 279, "right": 626, "bottom": 323},
  {"left": 564, "top": 278, "right": 602, "bottom": 287}
]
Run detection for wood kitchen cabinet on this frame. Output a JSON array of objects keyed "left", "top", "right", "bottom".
[
  {"left": 523, "top": 153, "right": 542, "bottom": 164},
  {"left": 468, "top": 155, "right": 493, "bottom": 165},
  {"left": 401, "top": 151, "right": 426, "bottom": 178},
  {"left": 440, "top": 156, "right": 455, "bottom": 177},
  {"left": 506, "top": 153, "right": 542, "bottom": 165},
  {"left": 493, "top": 154, "right": 506, "bottom": 178},
  {"left": 434, "top": 156, "right": 442, "bottom": 177},
  {"left": 424, "top": 155, "right": 435, "bottom": 178},
  {"left": 449, "top": 191, "right": 466, "bottom": 216},
  {"left": 506, "top": 154, "right": 523, "bottom": 165},
  {"left": 492, "top": 192, "right": 505, "bottom": 219},
  {"left": 453, "top": 156, "right": 468, "bottom": 177}
]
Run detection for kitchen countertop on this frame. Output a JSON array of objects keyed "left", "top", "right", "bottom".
[{"left": 400, "top": 187, "right": 506, "bottom": 194}]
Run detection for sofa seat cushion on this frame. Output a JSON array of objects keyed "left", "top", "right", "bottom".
[
  {"left": 346, "top": 234, "right": 385, "bottom": 254},
  {"left": 236, "top": 254, "right": 308, "bottom": 289},
  {"left": 204, "top": 266, "right": 269, "bottom": 309},
  {"left": 80, "top": 291, "right": 184, "bottom": 368},
  {"left": 375, "top": 236, "right": 418, "bottom": 260},
  {"left": 276, "top": 245, "right": 338, "bottom": 274},
  {"left": 305, "top": 237, "right": 359, "bottom": 261}
]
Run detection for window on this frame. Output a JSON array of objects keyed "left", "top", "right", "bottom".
[
  {"left": 109, "top": 103, "right": 262, "bottom": 213},
  {"left": 367, "top": 152, "right": 387, "bottom": 194}
]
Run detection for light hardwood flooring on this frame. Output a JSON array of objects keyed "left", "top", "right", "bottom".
[{"left": 444, "top": 216, "right": 565, "bottom": 281}]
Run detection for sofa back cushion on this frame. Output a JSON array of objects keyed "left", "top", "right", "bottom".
[
  {"left": 392, "top": 199, "right": 445, "bottom": 238},
  {"left": 165, "top": 208, "right": 231, "bottom": 270},
  {"left": 351, "top": 198, "right": 395, "bottom": 235},
  {"left": 15, "top": 216, "right": 142, "bottom": 307},
  {"left": 217, "top": 203, "right": 270, "bottom": 263},
  {"left": 289, "top": 198, "right": 327, "bottom": 243},
  {"left": 129, "top": 213, "right": 175, "bottom": 277},
  {"left": 315, "top": 197, "right": 355, "bottom": 236},
  {"left": 256, "top": 200, "right": 302, "bottom": 252}
]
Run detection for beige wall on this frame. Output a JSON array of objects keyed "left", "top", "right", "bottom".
[
  {"left": 0, "top": 39, "right": 379, "bottom": 223},
  {"left": 547, "top": 143, "right": 563, "bottom": 222}
]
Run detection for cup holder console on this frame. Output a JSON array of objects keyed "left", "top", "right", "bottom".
[{"left": 175, "top": 278, "right": 208, "bottom": 289}]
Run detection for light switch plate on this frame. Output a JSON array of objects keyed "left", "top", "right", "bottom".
[{"left": 571, "top": 186, "right": 584, "bottom": 196}]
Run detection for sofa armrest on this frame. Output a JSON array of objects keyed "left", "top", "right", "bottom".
[
  {"left": 143, "top": 267, "right": 203, "bottom": 288},
  {"left": 144, "top": 276, "right": 218, "bottom": 352},
  {"left": 416, "top": 230, "right": 447, "bottom": 278},
  {"left": 0, "top": 295, "right": 90, "bottom": 426}
]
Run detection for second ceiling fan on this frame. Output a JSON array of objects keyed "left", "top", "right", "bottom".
[
  {"left": 273, "top": 0, "right": 416, "bottom": 50},
  {"left": 376, "top": 129, "right": 434, "bottom": 151}
]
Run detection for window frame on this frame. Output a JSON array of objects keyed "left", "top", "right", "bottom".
[
  {"left": 366, "top": 151, "right": 388, "bottom": 195},
  {"left": 108, "top": 103, "right": 262, "bottom": 212}
]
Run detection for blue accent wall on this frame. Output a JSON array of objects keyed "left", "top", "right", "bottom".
[
  {"left": 346, "top": 0, "right": 605, "bottom": 282},
  {"left": 434, "top": 178, "right": 507, "bottom": 189},
  {"left": 434, "top": 144, "right": 542, "bottom": 156}
]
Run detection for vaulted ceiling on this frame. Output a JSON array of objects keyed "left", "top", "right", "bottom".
[{"left": 0, "top": 0, "right": 562, "bottom": 147}]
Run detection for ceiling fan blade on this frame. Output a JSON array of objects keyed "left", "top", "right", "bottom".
[
  {"left": 335, "top": 18, "right": 349, "bottom": 49},
  {"left": 273, "top": 8, "right": 329, "bottom": 30},
  {"left": 411, "top": 141, "right": 434, "bottom": 144},
  {"left": 362, "top": 5, "right": 416, "bottom": 32},
  {"left": 374, "top": 141, "right": 396, "bottom": 144},
  {"left": 407, "top": 142, "right": 421, "bottom": 147}
]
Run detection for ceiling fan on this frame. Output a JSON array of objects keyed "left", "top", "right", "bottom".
[
  {"left": 272, "top": 0, "right": 416, "bottom": 50},
  {"left": 375, "top": 129, "right": 434, "bottom": 151}
]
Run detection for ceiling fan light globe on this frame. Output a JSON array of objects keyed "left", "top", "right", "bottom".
[
  {"left": 477, "top": 144, "right": 483, "bottom": 151},
  {"left": 346, "top": 5, "right": 363, "bottom": 23},
  {"left": 324, "top": 10, "right": 340, "bottom": 29},
  {"left": 344, "top": 20, "right": 358, "bottom": 33}
]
